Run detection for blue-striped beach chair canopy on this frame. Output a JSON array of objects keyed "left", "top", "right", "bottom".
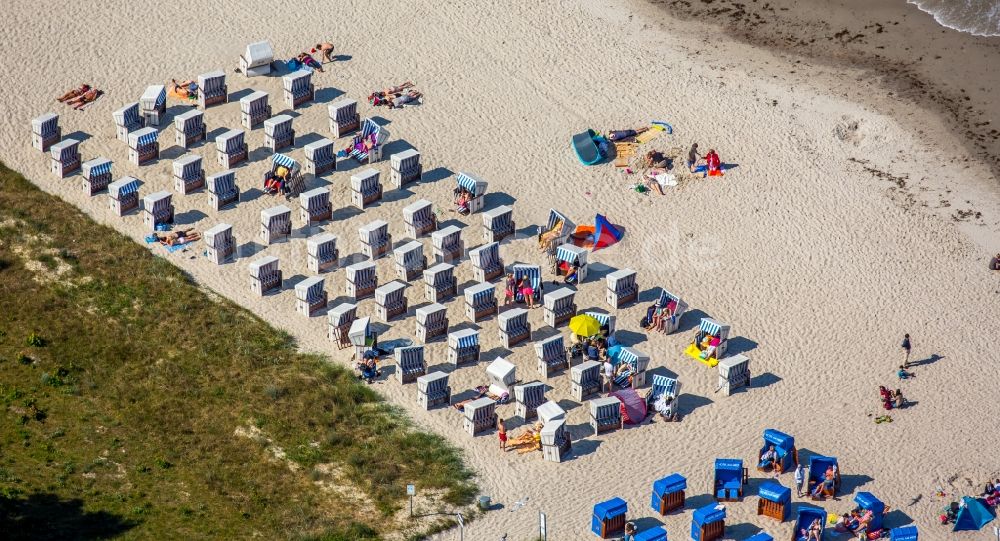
[
  {"left": 464, "top": 282, "right": 495, "bottom": 305},
  {"left": 699, "top": 318, "right": 730, "bottom": 340},
  {"left": 328, "top": 302, "right": 356, "bottom": 327},
  {"left": 535, "top": 334, "right": 564, "bottom": 360},
  {"left": 346, "top": 261, "right": 377, "bottom": 283},
  {"left": 424, "top": 263, "right": 454, "bottom": 286},
  {"left": 216, "top": 129, "right": 245, "bottom": 153},
  {"left": 128, "top": 127, "right": 159, "bottom": 149},
  {"left": 264, "top": 114, "right": 293, "bottom": 136},
  {"left": 173, "top": 153, "right": 202, "bottom": 178},
  {"left": 198, "top": 70, "right": 226, "bottom": 92},
  {"left": 359, "top": 219, "right": 389, "bottom": 244},
  {"left": 240, "top": 90, "right": 269, "bottom": 114},
  {"left": 83, "top": 157, "right": 112, "bottom": 178},
  {"left": 546, "top": 208, "right": 575, "bottom": 241},
  {"left": 394, "top": 240, "right": 423, "bottom": 266},
  {"left": 108, "top": 176, "right": 140, "bottom": 199},
  {"left": 282, "top": 69, "right": 312, "bottom": 92},
  {"left": 271, "top": 152, "right": 300, "bottom": 174},
  {"left": 657, "top": 288, "right": 689, "bottom": 316},
  {"left": 50, "top": 138, "right": 79, "bottom": 161},
  {"left": 174, "top": 109, "right": 203, "bottom": 132},
  {"left": 470, "top": 242, "right": 501, "bottom": 269},
  {"left": 555, "top": 243, "right": 587, "bottom": 265},
  {"left": 512, "top": 264, "right": 541, "bottom": 291},
  {"left": 305, "top": 138, "right": 334, "bottom": 161},
  {"left": 247, "top": 255, "right": 279, "bottom": 278},
  {"left": 208, "top": 170, "right": 236, "bottom": 193},
  {"left": 449, "top": 328, "right": 479, "bottom": 350},
  {"left": 295, "top": 276, "right": 325, "bottom": 301},
  {"left": 456, "top": 172, "right": 488, "bottom": 197},
  {"left": 113, "top": 102, "right": 141, "bottom": 127},
  {"left": 483, "top": 205, "right": 513, "bottom": 230}
]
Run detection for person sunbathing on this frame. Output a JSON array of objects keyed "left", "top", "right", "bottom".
[
  {"left": 66, "top": 88, "right": 102, "bottom": 110},
  {"left": 155, "top": 229, "right": 201, "bottom": 246},
  {"left": 892, "top": 389, "right": 905, "bottom": 409},
  {"left": 384, "top": 81, "right": 414, "bottom": 95},
  {"left": 607, "top": 127, "right": 650, "bottom": 142},
  {"left": 263, "top": 170, "right": 288, "bottom": 195},
  {"left": 759, "top": 445, "right": 779, "bottom": 471},
  {"left": 170, "top": 79, "right": 199, "bottom": 99},
  {"left": 297, "top": 53, "right": 324, "bottom": 72},
  {"left": 805, "top": 519, "right": 822, "bottom": 541},
  {"left": 389, "top": 90, "right": 422, "bottom": 109},
  {"left": 57, "top": 84, "right": 91, "bottom": 102},
  {"left": 506, "top": 422, "right": 544, "bottom": 453}
]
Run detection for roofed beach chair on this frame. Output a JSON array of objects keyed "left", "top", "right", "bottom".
[
  {"left": 464, "top": 282, "right": 496, "bottom": 322},
  {"left": 239, "top": 40, "right": 274, "bottom": 77},
  {"left": 757, "top": 428, "right": 797, "bottom": 474},
  {"left": 757, "top": 481, "right": 790, "bottom": 522},
  {"left": 540, "top": 419, "right": 572, "bottom": 463},
  {"left": 173, "top": 153, "right": 204, "bottom": 195},
  {"left": 142, "top": 191, "right": 174, "bottom": 230},
  {"left": 283, "top": 69, "right": 314, "bottom": 109},
  {"left": 348, "top": 317, "right": 376, "bottom": 360},
  {"left": 431, "top": 225, "right": 463, "bottom": 264},
  {"left": 538, "top": 400, "right": 566, "bottom": 424},
  {"left": 854, "top": 492, "right": 886, "bottom": 532},
  {"left": 543, "top": 287, "right": 576, "bottom": 328},
  {"left": 394, "top": 346, "right": 425, "bottom": 384},
  {"left": 327, "top": 302, "right": 357, "bottom": 349},
  {"left": 359, "top": 219, "right": 391, "bottom": 260},
  {"left": 423, "top": 263, "right": 457, "bottom": 303},
  {"left": 139, "top": 84, "right": 166, "bottom": 126},
  {"left": 645, "top": 374, "right": 680, "bottom": 421},
  {"left": 463, "top": 397, "right": 497, "bottom": 437},
  {"left": 590, "top": 396, "right": 623, "bottom": 435},
  {"left": 295, "top": 276, "right": 327, "bottom": 317},
  {"left": 455, "top": 172, "right": 487, "bottom": 214},
  {"left": 512, "top": 263, "right": 543, "bottom": 304},
  {"left": 571, "top": 360, "right": 601, "bottom": 401},
  {"left": 375, "top": 281, "right": 407, "bottom": 321},
  {"left": 714, "top": 458, "right": 748, "bottom": 501},
  {"left": 394, "top": 240, "right": 426, "bottom": 281},
  {"left": 655, "top": 288, "right": 689, "bottom": 334},
  {"left": 259, "top": 205, "right": 292, "bottom": 245},
  {"left": 691, "top": 503, "right": 726, "bottom": 541},
  {"left": 204, "top": 223, "right": 236, "bottom": 265},
  {"left": 633, "top": 526, "right": 667, "bottom": 541},
  {"left": 469, "top": 242, "right": 503, "bottom": 283},
  {"left": 591, "top": 497, "right": 627, "bottom": 539},
  {"left": 197, "top": 70, "right": 228, "bottom": 109},
  {"left": 415, "top": 303, "right": 448, "bottom": 343},
  {"left": 390, "top": 148, "right": 422, "bottom": 188},
  {"left": 417, "top": 371, "right": 451, "bottom": 410},
  {"left": 583, "top": 310, "right": 616, "bottom": 337},
  {"left": 239, "top": 90, "right": 271, "bottom": 130},
  {"left": 535, "top": 334, "right": 569, "bottom": 379},
  {"left": 350, "top": 168, "right": 383, "bottom": 209},
  {"left": 482, "top": 205, "right": 515, "bottom": 244},
  {"left": 299, "top": 187, "right": 332, "bottom": 226},
  {"left": 107, "top": 176, "right": 140, "bottom": 216},
  {"left": 717, "top": 354, "right": 751, "bottom": 396},
  {"left": 613, "top": 346, "right": 650, "bottom": 389},
  {"left": 31, "top": 113, "right": 60, "bottom": 151},
  {"left": 173, "top": 109, "right": 206, "bottom": 149},
  {"left": 307, "top": 232, "right": 339, "bottom": 273},
  {"left": 744, "top": 534, "right": 773, "bottom": 541},
  {"left": 606, "top": 268, "right": 638, "bottom": 309},
  {"left": 554, "top": 243, "right": 588, "bottom": 282},
  {"left": 651, "top": 473, "right": 687, "bottom": 515},
  {"left": 345, "top": 260, "right": 378, "bottom": 300},
  {"left": 807, "top": 455, "right": 841, "bottom": 500},
  {"left": 81, "top": 157, "right": 112, "bottom": 195},
  {"left": 685, "top": 318, "right": 731, "bottom": 367},
  {"left": 498, "top": 307, "right": 531, "bottom": 348},
  {"left": 112, "top": 102, "right": 143, "bottom": 142},
  {"left": 514, "top": 381, "right": 545, "bottom": 421},
  {"left": 207, "top": 170, "right": 239, "bottom": 211},
  {"left": 264, "top": 114, "right": 295, "bottom": 152},
  {"left": 349, "top": 118, "right": 389, "bottom": 164},
  {"left": 128, "top": 127, "right": 160, "bottom": 166},
  {"left": 50, "top": 138, "right": 81, "bottom": 178},
  {"left": 216, "top": 129, "right": 248, "bottom": 169},
  {"left": 792, "top": 506, "right": 825, "bottom": 541},
  {"left": 270, "top": 153, "right": 305, "bottom": 196},
  {"left": 540, "top": 208, "right": 575, "bottom": 254},
  {"left": 248, "top": 255, "right": 281, "bottom": 296},
  {"left": 304, "top": 137, "right": 335, "bottom": 175},
  {"left": 486, "top": 357, "right": 516, "bottom": 398},
  {"left": 447, "top": 328, "right": 480, "bottom": 367},
  {"left": 403, "top": 199, "right": 436, "bottom": 239},
  {"left": 889, "top": 525, "right": 918, "bottom": 541},
  {"left": 328, "top": 98, "right": 360, "bottom": 138}
]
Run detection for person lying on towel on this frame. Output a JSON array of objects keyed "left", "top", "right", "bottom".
[
  {"left": 154, "top": 229, "right": 201, "bottom": 246},
  {"left": 606, "top": 127, "right": 650, "bottom": 142},
  {"left": 506, "top": 422, "right": 544, "bottom": 453},
  {"left": 169, "top": 79, "right": 198, "bottom": 100},
  {"left": 57, "top": 84, "right": 91, "bottom": 102}
]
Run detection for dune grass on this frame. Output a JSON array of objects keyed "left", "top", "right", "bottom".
[{"left": 0, "top": 164, "right": 475, "bottom": 540}]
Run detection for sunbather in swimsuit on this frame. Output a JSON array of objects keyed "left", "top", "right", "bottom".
[
  {"left": 57, "top": 84, "right": 91, "bottom": 102},
  {"left": 155, "top": 229, "right": 201, "bottom": 246},
  {"left": 607, "top": 127, "right": 649, "bottom": 142},
  {"left": 66, "top": 88, "right": 102, "bottom": 110},
  {"left": 170, "top": 79, "right": 198, "bottom": 99},
  {"left": 390, "top": 90, "right": 422, "bottom": 109},
  {"left": 297, "top": 53, "right": 324, "bottom": 72}
]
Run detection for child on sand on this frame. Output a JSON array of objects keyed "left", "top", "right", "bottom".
[
  {"left": 498, "top": 418, "right": 507, "bottom": 451},
  {"left": 314, "top": 41, "right": 335, "bottom": 63}
]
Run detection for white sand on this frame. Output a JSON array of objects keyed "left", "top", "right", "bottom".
[{"left": 2, "top": 1, "right": 999, "bottom": 539}]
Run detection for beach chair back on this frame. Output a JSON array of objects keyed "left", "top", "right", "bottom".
[
  {"left": 143, "top": 191, "right": 172, "bottom": 215},
  {"left": 691, "top": 503, "right": 727, "bottom": 540},
  {"left": 469, "top": 242, "right": 501, "bottom": 270},
  {"left": 592, "top": 497, "right": 628, "bottom": 538},
  {"left": 431, "top": 225, "right": 462, "bottom": 263},
  {"left": 107, "top": 176, "right": 139, "bottom": 201},
  {"left": 295, "top": 276, "right": 325, "bottom": 303},
  {"left": 542, "top": 287, "right": 576, "bottom": 327},
  {"left": 283, "top": 69, "right": 312, "bottom": 93},
  {"left": 391, "top": 148, "right": 421, "bottom": 172},
  {"left": 346, "top": 261, "right": 377, "bottom": 286},
  {"left": 498, "top": 307, "right": 528, "bottom": 334},
  {"left": 463, "top": 397, "right": 496, "bottom": 432},
  {"left": 351, "top": 168, "right": 381, "bottom": 195},
  {"left": 216, "top": 129, "right": 246, "bottom": 154},
  {"left": 173, "top": 154, "right": 203, "bottom": 181},
  {"left": 482, "top": 205, "right": 514, "bottom": 242},
  {"left": 423, "top": 263, "right": 454, "bottom": 289},
  {"left": 513, "top": 263, "right": 543, "bottom": 302},
  {"left": 486, "top": 357, "right": 516, "bottom": 392},
  {"left": 417, "top": 371, "right": 449, "bottom": 395},
  {"left": 394, "top": 346, "right": 426, "bottom": 383},
  {"left": 82, "top": 157, "right": 112, "bottom": 186},
  {"left": 606, "top": 268, "right": 638, "bottom": 308},
  {"left": 204, "top": 223, "right": 234, "bottom": 250},
  {"left": 139, "top": 84, "right": 166, "bottom": 124},
  {"left": 304, "top": 137, "right": 334, "bottom": 163},
  {"left": 174, "top": 109, "right": 204, "bottom": 136},
  {"left": 248, "top": 256, "right": 281, "bottom": 294},
  {"left": 888, "top": 526, "right": 917, "bottom": 541},
  {"left": 535, "top": 334, "right": 565, "bottom": 363},
  {"left": 416, "top": 303, "right": 446, "bottom": 326},
  {"left": 375, "top": 281, "right": 406, "bottom": 306},
  {"left": 394, "top": 240, "right": 424, "bottom": 268},
  {"left": 112, "top": 102, "right": 142, "bottom": 132},
  {"left": 260, "top": 205, "right": 291, "bottom": 230},
  {"left": 348, "top": 316, "right": 371, "bottom": 345},
  {"left": 651, "top": 473, "right": 688, "bottom": 515},
  {"left": 299, "top": 187, "right": 331, "bottom": 222},
  {"left": 32, "top": 113, "right": 59, "bottom": 137},
  {"left": 240, "top": 90, "right": 270, "bottom": 114},
  {"left": 537, "top": 400, "right": 566, "bottom": 424},
  {"left": 403, "top": 199, "right": 435, "bottom": 236},
  {"left": 241, "top": 41, "right": 274, "bottom": 72},
  {"left": 464, "top": 282, "right": 496, "bottom": 321},
  {"left": 589, "top": 396, "right": 622, "bottom": 429},
  {"left": 328, "top": 303, "right": 357, "bottom": 328},
  {"left": 359, "top": 219, "right": 390, "bottom": 247},
  {"left": 717, "top": 354, "right": 751, "bottom": 396},
  {"left": 329, "top": 98, "right": 358, "bottom": 124},
  {"left": 49, "top": 138, "right": 81, "bottom": 178},
  {"left": 572, "top": 360, "right": 600, "bottom": 385},
  {"left": 447, "top": 328, "right": 480, "bottom": 366},
  {"left": 264, "top": 114, "right": 293, "bottom": 138},
  {"left": 514, "top": 381, "right": 545, "bottom": 407},
  {"left": 207, "top": 170, "right": 237, "bottom": 195},
  {"left": 307, "top": 232, "right": 338, "bottom": 269},
  {"left": 199, "top": 70, "right": 226, "bottom": 93}
]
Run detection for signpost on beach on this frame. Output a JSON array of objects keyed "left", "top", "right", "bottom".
[
  {"left": 539, "top": 511, "right": 547, "bottom": 540},
  {"left": 407, "top": 484, "right": 415, "bottom": 517},
  {"left": 456, "top": 513, "right": 464, "bottom": 541}
]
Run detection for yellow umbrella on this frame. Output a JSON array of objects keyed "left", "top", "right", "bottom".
[{"left": 568, "top": 314, "right": 601, "bottom": 337}]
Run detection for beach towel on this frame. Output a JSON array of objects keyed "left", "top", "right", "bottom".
[{"left": 635, "top": 128, "right": 664, "bottom": 144}]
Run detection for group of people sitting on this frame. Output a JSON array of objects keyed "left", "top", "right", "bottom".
[
  {"left": 832, "top": 507, "right": 877, "bottom": 537},
  {"left": 453, "top": 185, "right": 476, "bottom": 215},
  {"left": 982, "top": 479, "right": 1000, "bottom": 506},
  {"left": 355, "top": 349, "right": 382, "bottom": 384},
  {"left": 168, "top": 79, "right": 199, "bottom": 101},
  {"left": 369, "top": 81, "right": 423, "bottom": 109},
  {"left": 263, "top": 166, "right": 292, "bottom": 196},
  {"left": 879, "top": 386, "right": 906, "bottom": 410},
  {"left": 641, "top": 298, "right": 676, "bottom": 333},
  {"left": 152, "top": 228, "right": 201, "bottom": 246},
  {"left": 503, "top": 273, "right": 538, "bottom": 308},
  {"left": 56, "top": 84, "right": 103, "bottom": 110}
]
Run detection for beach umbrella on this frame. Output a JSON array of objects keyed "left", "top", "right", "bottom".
[{"left": 569, "top": 314, "right": 601, "bottom": 337}]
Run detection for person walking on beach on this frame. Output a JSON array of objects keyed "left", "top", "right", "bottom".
[
  {"left": 794, "top": 463, "right": 806, "bottom": 497},
  {"left": 602, "top": 357, "right": 614, "bottom": 394},
  {"left": 687, "top": 142, "right": 701, "bottom": 173},
  {"left": 497, "top": 418, "right": 507, "bottom": 452},
  {"left": 901, "top": 333, "right": 912, "bottom": 368},
  {"left": 314, "top": 41, "right": 335, "bottom": 63}
]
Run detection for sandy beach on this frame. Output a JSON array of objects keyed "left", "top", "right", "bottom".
[{"left": 2, "top": 0, "right": 999, "bottom": 539}]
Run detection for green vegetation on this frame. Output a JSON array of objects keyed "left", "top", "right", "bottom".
[{"left": 0, "top": 163, "right": 475, "bottom": 539}]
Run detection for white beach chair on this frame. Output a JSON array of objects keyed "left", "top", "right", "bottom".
[
  {"left": 390, "top": 149, "right": 422, "bottom": 188},
  {"left": 535, "top": 334, "right": 569, "bottom": 379},
  {"left": 613, "top": 346, "right": 650, "bottom": 389},
  {"left": 482, "top": 205, "right": 515, "bottom": 244},
  {"left": 463, "top": 397, "right": 497, "bottom": 437},
  {"left": 139, "top": 84, "right": 166, "bottom": 126},
  {"left": 112, "top": 102, "right": 143, "bottom": 142},
  {"left": 345, "top": 261, "right": 378, "bottom": 301},
  {"left": 514, "top": 381, "right": 546, "bottom": 421},
  {"left": 486, "top": 357, "right": 516, "bottom": 399},
  {"left": 248, "top": 255, "right": 281, "bottom": 296},
  {"left": 417, "top": 371, "right": 451, "bottom": 410},
  {"left": 469, "top": 242, "right": 503, "bottom": 283},
  {"left": 142, "top": 191, "right": 174, "bottom": 230},
  {"left": 81, "top": 157, "right": 112, "bottom": 195},
  {"left": 375, "top": 281, "right": 408, "bottom": 321},
  {"left": 172, "top": 153, "right": 205, "bottom": 195},
  {"left": 571, "top": 360, "right": 601, "bottom": 401},
  {"left": 498, "top": 307, "right": 531, "bottom": 348},
  {"left": 512, "top": 263, "right": 543, "bottom": 304},
  {"left": 415, "top": 303, "right": 448, "bottom": 344},
  {"left": 590, "top": 396, "right": 624, "bottom": 435},
  {"left": 239, "top": 90, "right": 271, "bottom": 130},
  {"left": 394, "top": 346, "right": 426, "bottom": 384},
  {"left": 606, "top": 268, "right": 638, "bottom": 309},
  {"left": 259, "top": 205, "right": 292, "bottom": 245},
  {"left": 447, "top": 328, "right": 480, "bottom": 367},
  {"left": 270, "top": 153, "right": 305, "bottom": 196},
  {"left": 264, "top": 114, "right": 295, "bottom": 152},
  {"left": 554, "top": 243, "right": 588, "bottom": 283},
  {"left": 299, "top": 187, "right": 332, "bottom": 227},
  {"left": 583, "top": 310, "right": 616, "bottom": 337},
  {"left": 239, "top": 40, "right": 274, "bottom": 77},
  {"left": 541, "top": 419, "right": 572, "bottom": 463},
  {"left": 423, "top": 263, "right": 457, "bottom": 303},
  {"left": 50, "top": 138, "right": 81, "bottom": 179},
  {"left": 328, "top": 98, "right": 360, "bottom": 138},
  {"left": 464, "top": 282, "right": 497, "bottom": 323},
  {"left": 283, "top": 69, "right": 315, "bottom": 109},
  {"left": 173, "top": 109, "right": 206, "bottom": 149},
  {"left": 349, "top": 118, "right": 390, "bottom": 164},
  {"left": 327, "top": 302, "right": 357, "bottom": 349},
  {"left": 306, "top": 233, "right": 339, "bottom": 273},
  {"left": 393, "top": 240, "right": 426, "bottom": 281},
  {"left": 655, "top": 288, "right": 690, "bottom": 334},
  {"left": 543, "top": 287, "right": 577, "bottom": 328},
  {"left": 348, "top": 317, "right": 375, "bottom": 360},
  {"left": 294, "top": 276, "right": 327, "bottom": 317},
  {"left": 403, "top": 199, "right": 436, "bottom": 239},
  {"left": 689, "top": 318, "right": 731, "bottom": 366},
  {"left": 204, "top": 223, "right": 236, "bottom": 265},
  {"left": 350, "top": 168, "right": 383, "bottom": 209},
  {"left": 207, "top": 170, "right": 240, "bottom": 211},
  {"left": 216, "top": 129, "right": 248, "bottom": 169},
  {"left": 107, "top": 176, "right": 140, "bottom": 216},
  {"left": 31, "top": 113, "right": 60, "bottom": 152},
  {"left": 431, "top": 225, "right": 463, "bottom": 264},
  {"left": 717, "top": 354, "right": 751, "bottom": 396},
  {"left": 127, "top": 127, "right": 160, "bottom": 166},
  {"left": 359, "top": 219, "right": 391, "bottom": 260},
  {"left": 197, "top": 70, "right": 228, "bottom": 109},
  {"left": 538, "top": 400, "right": 567, "bottom": 425},
  {"left": 455, "top": 172, "right": 488, "bottom": 215},
  {"left": 304, "top": 137, "right": 335, "bottom": 175}
]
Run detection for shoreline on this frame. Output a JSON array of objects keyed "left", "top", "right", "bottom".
[{"left": 629, "top": 0, "right": 1000, "bottom": 253}]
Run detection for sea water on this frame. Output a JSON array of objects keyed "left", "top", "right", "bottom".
[{"left": 908, "top": 0, "right": 1000, "bottom": 37}]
